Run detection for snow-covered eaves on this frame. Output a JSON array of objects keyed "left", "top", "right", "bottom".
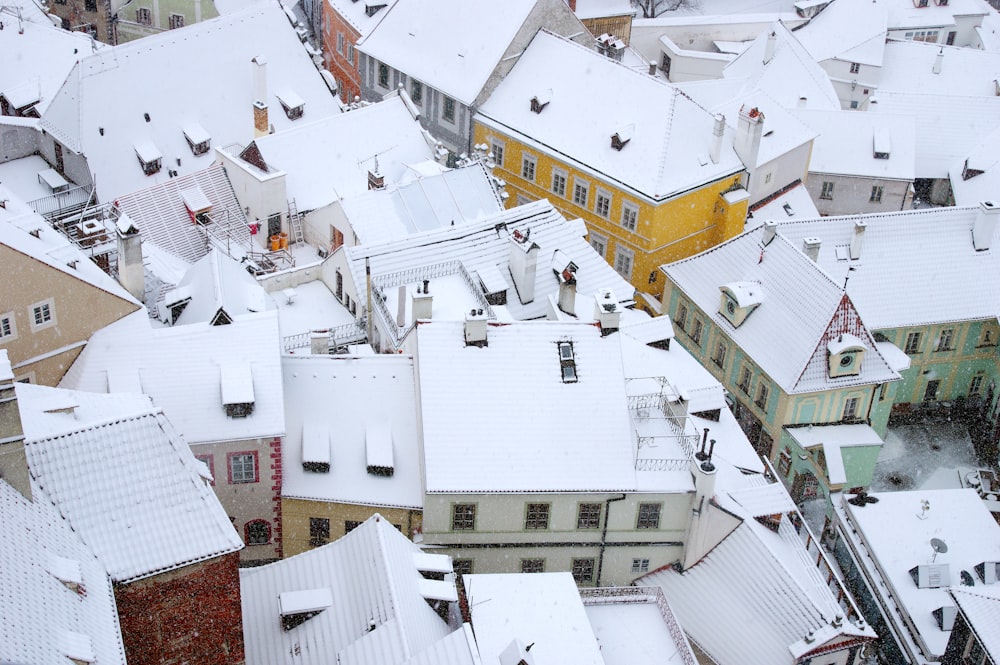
[{"left": 791, "top": 109, "right": 915, "bottom": 181}]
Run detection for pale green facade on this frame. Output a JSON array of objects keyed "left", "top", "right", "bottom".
[{"left": 114, "top": 0, "right": 218, "bottom": 43}]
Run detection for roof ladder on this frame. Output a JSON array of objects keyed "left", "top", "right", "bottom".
[{"left": 288, "top": 199, "right": 305, "bottom": 245}]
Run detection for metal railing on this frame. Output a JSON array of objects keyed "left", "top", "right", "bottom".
[
  {"left": 580, "top": 587, "right": 698, "bottom": 665},
  {"left": 282, "top": 319, "right": 367, "bottom": 353},
  {"left": 27, "top": 184, "right": 94, "bottom": 220}
]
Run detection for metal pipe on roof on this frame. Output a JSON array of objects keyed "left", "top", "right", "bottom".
[{"left": 595, "top": 493, "right": 627, "bottom": 587}]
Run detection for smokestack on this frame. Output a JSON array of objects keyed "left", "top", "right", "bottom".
[
  {"left": 648, "top": 60, "right": 657, "bottom": 76},
  {"left": 594, "top": 288, "right": 621, "bottom": 336},
  {"left": 508, "top": 229, "right": 539, "bottom": 304},
  {"left": 797, "top": 96, "right": 807, "bottom": 108},
  {"left": 849, "top": 220, "right": 867, "bottom": 260},
  {"left": 974, "top": 200, "right": 999, "bottom": 251},
  {"left": 763, "top": 31, "right": 776, "bottom": 65},
  {"left": 681, "top": 446, "right": 719, "bottom": 570},
  {"left": 803, "top": 237, "right": 821, "bottom": 262},
  {"left": 464, "top": 309, "right": 488, "bottom": 347},
  {"left": 710, "top": 114, "right": 725, "bottom": 165},
  {"left": 396, "top": 284, "right": 407, "bottom": 327},
  {"left": 933, "top": 48, "right": 943, "bottom": 75},
  {"left": 734, "top": 105, "right": 765, "bottom": 170},
  {"left": 252, "top": 56, "right": 269, "bottom": 138},
  {"left": 411, "top": 281, "right": 433, "bottom": 320},
  {"left": 0, "top": 350, "right": 30, "bottom": 501},
  {"left": 761, "top": 220, "right": 778, "bottom": 245},
  {"left": 557, "top": 268, "right": 577, "bottom": 316},
  {"left": 115, "top": 213, "right": 144, "bottom": 301}
]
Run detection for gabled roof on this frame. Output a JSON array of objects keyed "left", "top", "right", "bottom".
[
  {"left": 328, "top": 0, "right": 399, "bottom": 36},
  {"left": 281, "top": 354, "right": 422, "bottom": 510},
  {"left": 767, "top": 205, "right": 1000, "bottom": 329},
  {"left": 39, "top": 2, "right": 339, "bottom": 202},
  {"left": 0, "top": 480, "right": 127, "bottom": 665},
  {"left": 950, "top": 126, "right": 1000, "bottom": 207},
  {"left": 166, "top": 249, "right": 273, "bottom": 326},
  {"left": 880, "top": 40, "right": 1000, "bottom": 97},
  {"left": 342, "top": 162, "right": 504, "bottom": 245},
  {"left": 663, "top": 227, "right": 898, "bottom": 394},
  {"left": 790, "top": 108, "right": 915, "bottom": 181},
  {"left": 951, "top": 586, "right": 1000, "bottom": 661},
  {"left": 477, "top": 30, "right": 746, "bottom": 201},
  {"left": 794, "top": 0, "right": 888, "bottom": 66},
  {"left": 18, "top": 383, "right": 243, "bottom": 583},
  {"left": 59, "top": 309, "right": 285, "bottom": 444},
  {"left": 357, "top": 0, "right": 545, "bottom": 105},
  {"left": 240, "top": 514, "right": 477, "bottom": 665},
  {"left": 877, "top": 0, "right": 987, "bottom": 32}
]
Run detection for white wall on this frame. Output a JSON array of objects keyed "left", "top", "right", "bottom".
[
  {"left": 819, "top": 59, "right": 881, "bottom": 110},
  {"left": 749, "top": 140, "right": 814, "bottom": 206},
  {"left": 630, "top": 16, "right": 808, "bottom": 58},
  {"left": 805, "top": 173, "right": 911, "bottom": 215},
  {"left": 655, "top": 35, "right": 732, "bottom": 82},
  {"left": 215, "top": 148, "right": 288, "bottom": 251}
]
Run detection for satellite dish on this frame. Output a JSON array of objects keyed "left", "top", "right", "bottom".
[{"left": 931, "top": 538, "right": 948, "bottom": 562}]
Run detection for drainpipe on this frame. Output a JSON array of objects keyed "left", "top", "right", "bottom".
[
  {"left": 365, "top": 258, "right": 373, "bottom": 344},
  {"left": 866, "top": 383, "right": 878, "bottom": 424},
  {"left": 595, "top": 493, "right": 627, "bottom": 587}
]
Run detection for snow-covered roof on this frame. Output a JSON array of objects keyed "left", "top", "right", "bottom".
[
  {"left": 357, "top": 0, "right": 544, "bottom": 106},
  {"left": 280, "top": 354, "right": 422, "bottom": 510},
  {"left": 951, "top": 586, "right": 1000, "bottom": 660},
  {"left": 786, "top": 423, "right": 883, "bottom": 485},
  {"left": 327, "top": 0, "right": 399, "bottom": 36},
  {"left": 574, "top": 0, "right": 635, "bottom": 19},
  {"left": 342, "top": 162, "right": 504, "bottom": 245},
  {"left": 767, "top": 205, "right": 1000, "bottom": 329},
  {"left": 477, "top": 30, "right": 746, "bottom": 202},
  {"left": 240, "top": 514, "right": 478, "bottom": 665},
  {"left": 877, "top": 0, "right": 987, "bottom": 32},
  {"left": 0, "top": 480, "right": 127, "bottom": 665},
  {"left": 166, "top": 249, "right": 273, "bottom": 325},
  {"left": 18, "top": 384, "right": 243, "bottom": 583},
  {"left": 950, "top": 126, "right": 1000, "bottom": 207},
  {"left": 59, "top": 309, "right": 285, "bottom": 444},
  {"left": 748, "top": 182, "right": 819, "bottom": 221},
  {"left": 836, "top": 488, "right": 1000, "bottom": 661},
  {"left": 880, "top": 40, "right": 1000, "bottom": 97},
  {"left": 38, "top": 2, "right": 339, "bottom": 203},
  {"left": 246, "top": 96, "right": 435, "bottom": 211},
  {"left": 794, "top": 0, "right": 888, "bottom": 67},
  {"left": 663, "top": 227, "right": 898, "bottom": 394},
  {"left": 790, "top": 108, "right": 915, "bottom": 181},
  {"left": 868, "top": 91, "right": 1000, "bottom": 179}
]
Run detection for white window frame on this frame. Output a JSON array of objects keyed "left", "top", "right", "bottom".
[
  {"left": 820, "top": 181, "right": 834, "bottom": 200},
  {"left": 0, "top": 312, "right": 16, "bottom": 343},
  {"left": 621, "top": 201, "right": 638, "bottom": 231},
  {"left": 595, "top": 189, "right": 612, "bottom": 219},
  {"left": 843, "top": 396, "right": 860, "bottom": 420},
  {"left": 489, "top": 139, "right": 504, "bottom": 169},
  {"left": 552, "top": 168, "right": 567, "bottom": 197},
  {"left": 135, "top": 6, "right": 151, "bottom": 25},
  {"left": 521, "top": 154, "right": 537, "bottom": 182},
  {"left": 613, "top": 245, "right": 634, "bottom": 279},
  {"left": 347, "top": 43, "right": 355, "bottom": 65},
  {"left": 573, "top": 179, "right": 589, "bottom": 208},
  {"left": 29, "top": 299, "right": 55, "bottom": 332},
  {"left": 589, "top": 232, "right": 607, "bottom": 258},
  {"left": 631, "top": 558, "right": 650, "bottom": 574}
]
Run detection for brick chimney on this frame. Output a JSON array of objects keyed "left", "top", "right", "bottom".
[
  {"left": 508, "top": 229, "right": 539, "bottom": 304},
  {"left": 0, "top": 350, "right": 30, "bottom": 501},
  {"left": 115, "top": 213, "right": 144, "bottom": 301},
  {"left": 252, "top": 56, "right": 269, "bottom": 138},
  {"left": 734, "top": 105, "right": 765, "bottom": 170},
  {"left": 974, "top": 200, "right": 999, "bottom": 251}
]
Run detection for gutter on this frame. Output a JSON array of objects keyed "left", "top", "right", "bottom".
[{"left": 595, "top": 493, "right": 627, "bottom": 587}]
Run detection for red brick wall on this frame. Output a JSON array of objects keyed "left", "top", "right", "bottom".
[
  {"left": 322, "top": 5, "right": 362, "bottom": 102},
  {"left": 114, "top": 552, "right": 245, "bottom": 665},
  {"left": 269, "top": 436, "right": 283, "bottom": 559}
]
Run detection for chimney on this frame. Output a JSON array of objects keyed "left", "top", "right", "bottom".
[
  {"left": 797, "top": 96, "right": 807, "bottom": 108},
  {"left": 763, "top": 31, "right": 776, "bottom": 65},
  {"left": 557, "top": 267, "right": 577, "bottom": 316},
  {"left": 850, "top": 220, "right": 867, "bottom": 260},
  {"left": 411, "top": 280, "right": 433, "bottom": 320},
  {"left": 734, "top": 105, "right": 765, "bottom": 170},
  {"left": 594, "top": 288, "right": 621, "bottom": 336},
  {"left": 367, "top": 169, "right": 385, "bottom": 191},
  {"left": 252, "top": 56, "right": 269, "bottom": 138},
  {"left": 508, "top": 229, "right": 539, "bottom": 304},
  {"left": 396, "top": 284, "right": 407, "bottom": 326},
  {"left": 648, "top": 60, "right": 657, "bottom": 76},
  {"left": 115, "top": 213, "right": 144, "bottom": 301},
  {"left": 0, "top": 350, "right": 30, "bottom": 501},
  {"left": 682, "top": 439, "right": 719, "bottom": 570},
  {"left": 310, "top": 330, "right": 329, "bottom": 355},
  {"left": 933, "top": 48, "right": 943, "bottom": 75},
  {"left": 464, "top": 309, "right": 488, "bottom": 347},
  {"left": 761, "top": 219, "right": 778, "bottom": 245},
  {"left": 566, "top": 0, "right": 576, "bottom": 11},
  {"left": 709, "top": 114, "right": 725, "bottom": 165},
  {"left": 803, "top": 237, "right": 821, "bottom": 262},
  {"left": 974, "top": 200, "right": 999, "bottom": 251}
]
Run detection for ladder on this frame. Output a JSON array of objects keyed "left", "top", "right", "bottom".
[{"left": 288, "top": 199, "right": 305, "bottom": 245}]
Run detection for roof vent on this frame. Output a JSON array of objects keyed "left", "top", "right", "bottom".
[
  {"left": 182, "top": 122, "right": 211, "bottom": 156},
  {"left": 47, "top": 554, "right": 85, "bottom": 595},
  {"left": 276, "top": 90, "right": 305, "bottom": 120},
  {"left": 279, "top": 588, "right": 333, "bottom": 631},
  {"left": 465, "top": 308, "right": 488, "bottom": 347},
  {"left": 933, "top": 605, "right": 957, "bottom": 631},
  {"left": 530, "top": 89, "right": 551, "bottom": 113},
  {"left": 611, "top": 124, "right": 633, "bottom": 151},
  {"left": 60, "top": 631, "right": 96, "bottom": 664},
  {"left": 976, "top": 561, "right": 1000, "bottom": 584},
  {"left": 909, "top": 563, "right": 951, "bottom": 589}
]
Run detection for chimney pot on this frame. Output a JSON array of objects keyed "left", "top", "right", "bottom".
[
  {"left": 710, "top": 114, "right": 725, "bottom": 165},
  {"left": 974, "top": 200, "right": 999, "bottom": 251}
]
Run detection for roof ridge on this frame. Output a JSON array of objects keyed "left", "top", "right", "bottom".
[
  {"left": 654, "top": 89, "right": 680, "bottom": 196},
  {"left": 25, "top": 406, "right": 165, "bottom": 444}
]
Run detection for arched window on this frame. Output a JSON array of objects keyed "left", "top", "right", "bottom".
[{"left": 245, "top": 519, "right": 271, "bottom": 546}]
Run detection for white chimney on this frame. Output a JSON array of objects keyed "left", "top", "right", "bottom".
[
  {"left": 850, "top": 220, "right": 867, "bottom": 260},
  {"left": 761, "top": 219, "right": 778, "bottom": 245},
  {"left": 115, "top": 213, "right": 144, "bottom": 301},
  {"left": 974, "top": 200, "right": 999, "bottom": 251},
  {"left": 648, "top": 60, "right": 657, "bottom": 76},
  {"left": 797, "top": 96, "right": 807, "bottom": 108},
  {"left": 763, "top": 31, "right": 776, "bottom": 65},
  {"left": 396, "top": 284, "right": 407, "bottom": 327},
  {"left": 735, "top": 105, "right": 765, "bottom": 170},
  {"left": 464, "top": 309, "right": 488, "bottom": 347},
  {"left": 682, "top": 440, "right": 719, "bottom": 570},
  {"left": 557, "top": 268, "right": 577, "bottom": 316},
  {"left": 252, "top": 56, "right": 269, "bottom": 138},
  {"left": 933, "top": 48, "right": 944, "bottom": 75},
  {"left": 710, "top": 114, "right": 725, "bottom": 165},
  {"left": 310, "top": 330, "right": 329, "bottom": 355},
  {"left": 803, "top": 237, "right": 821, "bottom": 262},
  {"left": 411, "top": 280, "right": 433, "bottom": 320},
  {"left": 594, "top": 288, "right": 621, "bottom": 335},
  {"left": 508, "top": 229, "right": 539, "bottom": 304}
]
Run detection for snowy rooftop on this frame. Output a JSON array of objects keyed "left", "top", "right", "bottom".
[
  {"left": 950, "top": 586, "right": 1000, "bottom": 660},
  {"left": 876, "top": 0, "right": 988, "bottom": 31},
  {"left": 357, "top": 0, "right": 546, "bottom": 106},
  {"left": 244, "top": 96, "right": 436, "bottom": 211},
  {"left": 708, "top": 90, "right": 817, "bottom": 169},
  {"left": 790, "top": 109, "right": 916, "bottom": 181},
  {"left": 748, "top": 182, "right": 820, "bottom": 222},
  {"left": 327, "top": 0, "right": 399, "bottom": 36},
  {"left": 477, "top": 30, "right": 746, "bottom": 201},
  {"left": 574, "top": 0, "right": 635, "bottom": 19},
  {"left": 18, "top": 384, "right": 243, "bottom": 583},
  {"left": 786, "top": 423, "right": 883, "bottom": 485},
  {"left": 240, "top": 514, "right": 477, "bottom": 665},
  {"left": 768, "top": 205, "right": 1000, "bottom": 329},
  {"left": 342, "top": 162, "right": 504, "bottom": 245},
  {"left": 836, "top": 488, "right": 1000, "bottom": 661},
  {"left": 582, "top": 587, "right": 697, "bottom": 665},
  {"left": 281, "top": 354, "right": 422, "bottom": 510},
  {"left": 794, "top": 0, "right": 888, "bottom": 67},
  {"left": 663, "top": 228, "right": 899, "bottom": 394},
  {"left": 0, "top": 481, "right": 126, "bottom": 665},
  {"left": 38, "top": 2, "right": 340, "bottom": 203},
  {"left": 880, "top": 40, "right": 1000, "bottom": 98},
  {"left": 949, "top": 126, "right": 1000, "bottom": 207},
  {"left": 59, "top": 309, "right": 285, "bottom": 445},
  {"left": 166, "top": 249, "right": 274, "bottom": 326}
]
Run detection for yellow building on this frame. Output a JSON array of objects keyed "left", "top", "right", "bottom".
[
  {"left": 474, "top": 30, "right": 748, "bottom": 312},
  {"left": 282, "top": 499, "right": 422, "bottom": 558}
]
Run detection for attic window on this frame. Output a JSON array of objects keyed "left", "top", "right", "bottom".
[
  {"left": 182, "top": 123, "right": 211, "bottom": 156},
  {"left": 530, "top": 90, "right": 551, "bottom": 113},
  {"left": 827, "top": 334, "right": 866, "bottom": 378},
  {"left": 47, "top": 554, "right": 85, "bottom": 595},
  {"left": 909, "top": 563, "right": 951, "bottom": 588},
  {"left": 611, "top": 125, "right": 633, "bottom": 151},
  {"left": 134, "top": 141, "right": 162, "bottom": 175},
  {"left": 301, "top": 423, "right": 331, "bottom": 473},
  {"left": 365, "top": 423, "right": 394, "bottom": 476},
  {"left": 276, "top": 90, "right": 305, "bottom": 120},
  {"left": 719, "top": 281, "right": 764, "bottom": 327},
  {"left": 558, "top": 341, "right": 578, "bottom": 383},
  {"left": 365, "top": 1, "right": 387, "bottom": 16},
  {"left": 873, "top": 127, "right": 891, "bottom": 159},
  {"left": 279, "top": 588, "right": 333, "bottom": 631},
  {"left": 220, "top": 363, "right": 255, "bottom": 418}
]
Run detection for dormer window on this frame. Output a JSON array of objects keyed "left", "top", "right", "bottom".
[
  {"left": 530, "top": 89, "right": 551, "bottom": 113},
  {"left": 302, "top": 423, "right": 331, "bottom": 473},
  {"left": 366, "top": 423, "right": 394, "bottom": 476},
  {"left": 828, "top": 334, "right": 866, "bottom": 378},
  {"left": 719, "top": 282, "right": 764, "bottom": 327},
  {"left": 873, "top": 127, "right": 890, "bottom": 160},
  {"left": 183, "top": 123, "right": 211, "bottom": 156},
  {"left": 134, "top": 141, "right": 162, "bottom": 175},
  {"left": 611, "top": 125, "right": 633, "bottom": 151},
  {"left": 365, "top": 1, "right": 387, "bottom": 16},
  {"left": 276, "top": 90, "right": 305, "bottom": 120},
  {"left": 279, "top": 588, "right": 332, "bottom": 631},
  {"left": 221, "top": 363, "right": 255, "bottom": 418},
  {"left": 558, "top": 341, "right": 577, "bottom": 383}
]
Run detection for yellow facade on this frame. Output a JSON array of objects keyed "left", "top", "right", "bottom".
[
  {"left": 282, "top": 497, "right": 422, "bottom": 557},
  {"left": 474, "top": 123, "right": 748, "bottom": 311}
]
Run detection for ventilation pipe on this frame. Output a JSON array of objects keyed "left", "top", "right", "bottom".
[
  {"left": 710, "top": 114, "right": 725, "bottom": 165},
  {"left": 933, "top": 48, "right": 943, "bottom": 75},
  {"left": 763, "top": 31, "right": 776, "bottom": 65}
]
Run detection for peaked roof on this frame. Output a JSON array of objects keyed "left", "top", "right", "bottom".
[
  {"left": 18, "top": 383, "right": 243, "bottom": 583},
  {"left": 794, "top": 0, "right": 888, "bottom": 66},
  {"left": 951, "top": 586, "right": 1000, "bottom": 660},
  {"left": 879, "top": 40, "right": 1000, "bottom": 98},
  {"left": 39, "top": 1, "right": 340, "bottom": 202},
  {"left": 477, "top": 30, "right": 746, "bottom": 201},
  {"left": 328, "top": 0, "right": 399, "bottom": 36},
  {"left": 663, "top": 227, "right": 898, "bottom": 394},
  {"left": 240, "top": 514, "right": 477, "bottom": 665},
  {"left": 0, "top": 480, "right": 127, "bottom": 665},
  {"left": 790, "top": 108, "right": 915, "bottom": 181},
  {"left": 950, "top": 126, "right": 1000, "bottom": 207},
  {"left": 166, "top": 248, "right": 274, "bottom": 326}
]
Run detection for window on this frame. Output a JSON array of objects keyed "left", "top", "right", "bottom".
[
  {"left": 85, "top": 0, "right": 96, "bottom": 10},
  {"left": 738, "top": 366, "right": 751, "bottom": 394},
  {"left": 489, "top": 139, "right": 504, "bottom": 168},
  {"left": 521, "top": 558, "right": 545, "bottom": 573},
  {"left": 613, "top": 246, "right": 633, "bottom": 279},
  {"left": 29, "top": 299, "right": 55, "bottom": 331},
  {"left": 135, "top": 7, "right": 151, "bottom": 24},
  {"left": 0, "top": 312, "right": 16, "bottom": 342},
  {"left": 675, "top": 303, "right": 688, "bottom": 331},
  {"left": 309, "top": 517, "right": 330, "bottom": 546},
  {"left": 558, "top": 341, "right": 578, "bottom": 383},
  {"left": 621, "top": 201, "right": 638, "bottom": 231},
  {"left": 577, "top": 503, "right": 601, "bottom": 529},
  {"left": 820, "top": 181, "right": 834, "bottom": 200},
  {"left": 378, "top": 63, "right": 390, "bottom": 88},
  {"left": 755, "top": 382, "right": 769, "bottom": 410},
  {"left": 849, "top": 62, "right": 860, "bottom": 74},
  {"left": 453, "top": 559, "right": 473, "bottom": 576},
  {"left": 778, "top": 447, "right": 792, "bottom": 476},
  {"left": 924, "top": 379, "right": 940, "bottom": 402},
  {"left": 410, "top": 79, "right": 422, "bottom": 105},
  {"left": 849, "top": 100, "right": 860, "bottom": 110},
  {"left": 572, "top": 558, "right": 595, "bottom": 584},
  {"left": 589, "top": 232, "right": 607, "bottom": 258},
  {"left": 245, "top": 520, "right": 271, "bottom": 545},
  {"left": 964, "top": 638, "right": 987, "bottom": 665},
  {"left": 168, "top": 13, "right": 184, "bottom": 29},
  {"left": 552, "top": 169, "right": 567, "bottom": 197},
  {"left": 946, "top": 31, "right": 956, "bottom": 46},
  {"left": 870, "top": 186, "right": 884, "bottom": 203},
  {"left": 937, "top": 329, "right": 954, "bottom": 351},
  {"left": 595, "top": 190, "right": 611, "bottom": 218},
  {"left": 228, "top": 452, "right": 258, "bottom": 483},
  {"left": 843, "top": 397, "right": 859, "bottom": 421},
  {"left": 344, "top": 520, "right": 362, "bottom": 534},
  {"left": 971, "top": 375, "right": 984, "bottom": 396},
  {"left": 524, "top": 503, "right": 550, "bottom": 529},
  {"left": 452, "top": 503, "right": 476, "bottom": 531},
  {"left": 521, "top": 155, "right": 536, "bottom": 182},
  {"left": 905, "top": 331, "right": 922, "bottom": 354},
  {"left": 573, "top": 180, "right": 589, "bottom": 207},
  {"left": 691, "top": 318, "right": 703, "bottom": 344},
  {"left": 637, "top": 503, "right": 661, "bottom": 529},
  {"left": 336, "top": 32, "right": 345, "bottom": 55},
  {"left": 631, "top": 558, "right": 650, "bottom": 574},
  {"left": 442, "top": 96, "right": 456, "bottom": 123},
  {"left": 347, "top": 44, "right": 355, "bottom": 65},
  {"left": 712, "top": 342, "right": 727, "bottom": 368},
  {"left": 195, "top": 454, "right": 214, "bottom": 485}
]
